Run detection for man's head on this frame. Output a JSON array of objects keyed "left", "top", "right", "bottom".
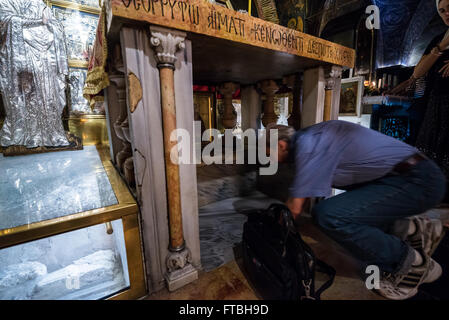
[{"left": 265, "top": 123, "right": 296, "bottom": 163}]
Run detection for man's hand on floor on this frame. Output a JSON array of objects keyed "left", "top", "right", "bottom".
[{"left": 286, "top": 197, "right": 307, "bottom": 221}]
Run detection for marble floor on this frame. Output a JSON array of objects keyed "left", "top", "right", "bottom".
[
  {"left": 150, "top": 192, "right": 384, "bottom": 300},
  {"left": 149, "top": 212, "right": 385, "bottom": 300},
  {"left": 149, "top": 194, "right": 449, "bottom": 300}
]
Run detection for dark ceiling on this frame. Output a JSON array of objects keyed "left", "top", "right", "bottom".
[{"left": 373, "top": 0, "right": 446, "bottom": 67}]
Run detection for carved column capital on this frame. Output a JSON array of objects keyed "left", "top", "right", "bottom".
[
  {"left": 150, "top": 26, "right": 186, "bottom": 69},
  {"left": 218, "top": 82, "right": 239, "bottom": 97},
  {"left": 282, "top": 74, "right": 297, "bottom": 89},
  {"left": 325, "top": 66, "right": 342, "bottom": 90},
  {"left": 258, "top": 79, "right": 279, "bottom": 97}
]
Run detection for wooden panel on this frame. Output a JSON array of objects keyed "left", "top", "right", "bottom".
[
  {"left": 109, "top": 0, "right": 355, "bottom": 68},
  {"left": 189, "top": 33, "right": 332, "bottom": 85}
]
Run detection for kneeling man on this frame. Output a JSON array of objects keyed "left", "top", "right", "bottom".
[{"left": 266, "top": 120, "right": 446, "bottom": 300}]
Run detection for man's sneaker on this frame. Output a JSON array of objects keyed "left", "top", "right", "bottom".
[
  {"left": 423, "top": 258, "right": 443, "bottom": 284},
  {"left": 392, "top": 216, "right": 443, "bottom": 256},
  {"left": 376, "top": 254, "right": 442, "bottom": 300}
]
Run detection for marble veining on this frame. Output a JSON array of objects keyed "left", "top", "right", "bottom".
[
  {"left": 199, "top": 191, "right": 281, "bottom": 272},
  {"left": 0, "top": 146, "right": 118, "bottom": 230},
  {"left": 197, "top": 164, "right": 257, "bottom": 207}
]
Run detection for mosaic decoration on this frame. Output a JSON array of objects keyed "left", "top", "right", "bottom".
[
  {"left": 277, "top": 0, "right": 306, "bottom": 32},
  {"left": 52, "top": 5, "right": 99, "bottom": 63},
  {"left": 380, "top": 116, "right": 410, "bottom": 141},
  {"left": 373, "top": 0, "right": 440, "bottom": 67}
]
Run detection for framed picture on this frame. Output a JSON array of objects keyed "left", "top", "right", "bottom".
[
  {"left": 339, "top": 76, "right": 364, "bottom": 117},
  {"left": 68, "top": 67, "right": 90, "bottom": 115},
  {"left": 52, "top": 5, "right": 99, "bottom": 67},
  {"left": 50, "top": 0, "right": 101, "bottom": 13}
]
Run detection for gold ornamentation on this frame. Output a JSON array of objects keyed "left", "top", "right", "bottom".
[
  {"left": 83, "top": 4, "right": 109, "bottom": 109},
  {"left": 0, "top": 146, "right": 146, "bottom": 300},
  {"left": 50, "top": 0, "right": 101, "bottom": 15},
  {"left": 128, "top": 72, "right": 142, "bottom": 113}
]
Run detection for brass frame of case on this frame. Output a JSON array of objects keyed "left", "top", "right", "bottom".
[
  {"left": 67, "top": 115, "right": 109, "bottom": 146},
  {"left": 0, "top": 146, "right": 147, "bottom": 300}
]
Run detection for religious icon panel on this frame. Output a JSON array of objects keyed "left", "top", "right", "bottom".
[{"left": 52, "top": 5, "right": 99, "bottom": 64}]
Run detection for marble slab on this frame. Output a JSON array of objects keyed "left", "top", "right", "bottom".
[
  {"left": 197, "top": 164, "right": 258, "bottom": 207},
  {"left": 0, "top": 220, "right": 128, "bottom": 300},
  {"left": 0, "top": 146, "right": 117, "bottom": 230}
]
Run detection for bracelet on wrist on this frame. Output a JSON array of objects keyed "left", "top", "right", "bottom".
[{"left": 431, "top": 47, "right": 443, "bottom": 56}]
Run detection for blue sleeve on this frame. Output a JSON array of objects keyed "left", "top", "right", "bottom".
[{"left": 288, "top": 150, "right": 337, "bottom": 199}]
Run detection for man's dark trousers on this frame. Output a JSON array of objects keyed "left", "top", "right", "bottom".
[{"left": 312, "top": 159, "right": 446, "bottom": 275}]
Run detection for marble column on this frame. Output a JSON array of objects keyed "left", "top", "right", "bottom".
[
  {"left": 259, "top": 80, "right": 279, "bottom": 127},
  {"left": 283, "top": 74, "right": 302, "bottom": 130},
  {"left": 302, "top": 67, "right": 325, "bottom": 128},
  {"left": 240, "top": 85, "right": 262, "bottom": 132},
  {"left": 149, "top": 26, "right": 198, "bottom": 291},
  {"left": 324, "top": 66, "right": 342, "bottom": 122},
  {"left": 218, "top": 82, "right": 239, "bottom": 129}
]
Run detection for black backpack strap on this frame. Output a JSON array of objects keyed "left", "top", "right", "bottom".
[
  {"left": 267, "top": 203, "right": 336, "bottom": 300},
  {"left": 314, "top": 258, "right": 336, "bottom": 299}
]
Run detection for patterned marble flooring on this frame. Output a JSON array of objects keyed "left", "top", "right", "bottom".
[
  {"left": 198, "top": 191, "right": 282, "bottom": 272},
  {"left": 149, "top": 211, "right": 385, "bottom": 300},
  {"left": 152, "top": 196, "right": 449, "bottom": 300}
]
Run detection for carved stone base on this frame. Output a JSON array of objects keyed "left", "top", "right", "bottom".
[
  {"left": 164, "top": 263, "right": 198, "bottom": 292},
  {"left": 2, "top": 132, "right": 83, "bottom": 157},
  {"left": 164, "top": 246, "right": 198, "bottom": 291}
]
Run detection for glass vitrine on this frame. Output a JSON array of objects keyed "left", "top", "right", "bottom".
[{"left": 0, "top": 146, "right": 146, "bottom": 300}]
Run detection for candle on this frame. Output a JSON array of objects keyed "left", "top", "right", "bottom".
[{"left": 248, "top": 0, "right": 252, "bottom": 15}]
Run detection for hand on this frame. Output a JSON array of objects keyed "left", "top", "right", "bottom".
[
  {"left": 286, "top": 198, "right": 306, "bottom": 222},
  {"left": 438, "top": 60, "right": 449, "bottom": 78}
]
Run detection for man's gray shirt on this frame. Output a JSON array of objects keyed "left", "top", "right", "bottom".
[{"left": 289, "top": 120, "right": 418, "bottom": 198}]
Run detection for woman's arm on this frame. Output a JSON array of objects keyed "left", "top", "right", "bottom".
[
  {"left": 412, "top": 51, "right": 441, "bottom": 79},
  {"left": 413, "top": 36, "right": 449, "bottom": 78}
]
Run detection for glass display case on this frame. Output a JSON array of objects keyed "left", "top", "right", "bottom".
[{"left": 0, "top": 146, "right": 146, "bottom": 300}]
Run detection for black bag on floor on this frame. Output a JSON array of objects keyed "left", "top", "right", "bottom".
[{"left": 242, "top": 203, "right": 335, "bottom": 300}]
